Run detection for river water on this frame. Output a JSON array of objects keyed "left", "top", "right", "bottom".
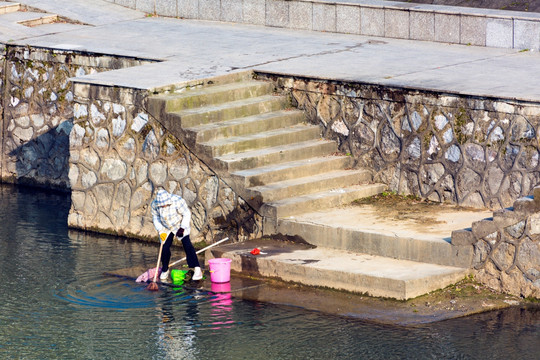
[{"left": 0, "top": 184, "right": 538, "bottom": 359}]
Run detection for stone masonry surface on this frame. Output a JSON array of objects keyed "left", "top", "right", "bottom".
[
  {"left": 453, "top": 188, "right": 540, "bottom": 298},
  {"left": 0, "top": 45, "right": 151, "bottom": 190},
  {"left": 0, "top": 46, "right": 263, "bottom": 244},
  {"left": 262, "top": 74, "right": 540, "bottom": 210},
  {"left": 68, "top": 82, "right": 263, "bottom": 243}
]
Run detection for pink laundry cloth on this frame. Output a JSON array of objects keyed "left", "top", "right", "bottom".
[{"left": 136, "top": 267, "right": 161, "bottom": 283}]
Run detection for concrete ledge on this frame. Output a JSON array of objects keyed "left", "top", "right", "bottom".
[
  {"left": 208, "top": 239, "right": 471, "bottom": 300},
  {"left": 276, "top": 205, "right": 487, "bottom": 268},
  {"left": 107, "top": 0, "right": 540, "bottom": 50}
]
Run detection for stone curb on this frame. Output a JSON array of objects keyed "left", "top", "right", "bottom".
[{"left": 107, "top": 0, "right": 540, "bottom": 51}]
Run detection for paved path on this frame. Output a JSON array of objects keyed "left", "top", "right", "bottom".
[{"left": 4, "top": 0, "right": 540, "bottom": 101}]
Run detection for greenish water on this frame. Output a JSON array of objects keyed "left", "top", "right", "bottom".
[{"left": 0, "top": 184, "right": 539, "bottom": 359}]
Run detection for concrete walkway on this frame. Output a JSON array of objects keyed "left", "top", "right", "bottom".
[
  {"left": 4, "top": 0, "right": 540, "bottom": 102},
  {"left": 2, "top": 0, "right": 535, "bottom": 298}
]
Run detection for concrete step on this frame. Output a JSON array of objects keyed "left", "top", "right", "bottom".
[
  {"left": 29, "top": 23, "right": 90, "bottom": 32},
  {"left": 215, "top": 139, "right": 338, "bottom": 172},
  {"left": 0, "top": 2, "right": 21, "bottom": 14},
  {"left": 232, "top": 155, "right": 352, "bottom": 188},
  {"left": 491, "top": 207, "right": 526, "bottom": 230},
  {"left": 172, "top": 95, "right": 290, "bottom": 128},
  {"left": 512, "top": 195, "right": 540, "bottom": 213},
  {"left": 471, "top": 217, "right": 496, "bottom": 239},
  {"left": 198, "top": 123, "right": 321, "bottom": 157},
  {"left": 0, "top": 11, "right": 57, "bottom": 26},
  {"left": 159, "top": 80, "right": 275, "bottom": 112},
  {"left": 247, "top": 169, "right": 372, "bottom": 202},
  {"left": 276, "top": 205, "right": 489, "bottom": 268},
  {"left": 147, "top": 70, "right": 256, "bottom": 115},
  {"left": 186, "top": 109, "right": 305, "bottom": 143},
  {"left": 261, "top": 183, "right": 386, "bottom": 218},
  {"left": 208, "top": 239, "right": 470, "bottom": 300}
]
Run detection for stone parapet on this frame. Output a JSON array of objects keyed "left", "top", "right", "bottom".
[{"left": 107, "top": 0, "right": 540, "bottom": 50}]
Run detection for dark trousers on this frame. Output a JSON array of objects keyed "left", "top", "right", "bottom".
[{"left": 161, "top": 233, "right": 200, "bottom": 272}]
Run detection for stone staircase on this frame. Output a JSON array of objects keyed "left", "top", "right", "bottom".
[
  {"left": 148, "top": 71, "right": 485, "bottom": 299},
  {"left": 149, "top": 71, "right": 385, "bottom": 226}
]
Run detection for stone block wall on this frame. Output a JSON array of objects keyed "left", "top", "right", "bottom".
[
  {"left": 261, "top": 74, "right": 540, "bottom": 210},
  {"left": 106, "top": 0, "right": 540, "bottom": 51},
  {"left": 0, "top": 45, "right": 150, "bottom": 190},
  {"left": 453, "top": 188, "right": 540, "bottom": 298},
  {"left": 68, "top": 82, "right": 263, "bottom": 243},
  {"left": 0, "top": 45, "right": 262, "bottom": 244}
]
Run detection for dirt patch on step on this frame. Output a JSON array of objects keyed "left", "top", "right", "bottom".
[{"left": 351, "top": 192, "right": 485, "bottom": 226}]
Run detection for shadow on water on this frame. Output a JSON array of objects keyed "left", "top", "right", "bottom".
[{"left": 0, "top": 184, "right": 539, "bottom": 360}]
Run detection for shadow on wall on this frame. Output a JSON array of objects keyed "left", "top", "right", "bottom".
[{"left": 7, "top": 120, "right": 73, "bottom": 191}]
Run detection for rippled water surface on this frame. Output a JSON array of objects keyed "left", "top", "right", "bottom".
[{"left": 1, "top": 184, "right": 539, "bottom": 359}]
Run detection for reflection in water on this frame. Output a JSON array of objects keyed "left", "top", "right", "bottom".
[
  {"left": 210, "top": 282, "right": 234, "bottom": 330},
  {"left": 0, "top": 184, "right": 539, "bottom": 359}
]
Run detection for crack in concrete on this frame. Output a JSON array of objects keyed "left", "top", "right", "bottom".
[
  {"left": 237, "top": 42, "right": 367, "bottom": 70},
  {"left": 384, "top": 51, "right": 523, "bottom": 80}
]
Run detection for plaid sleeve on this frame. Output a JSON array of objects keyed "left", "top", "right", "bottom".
[
  {"left": 151, "top": 201, "right": 165, "bottom": 233},
  {"left": 171, "top": 195, "right": 191, "bottom": 235},
  {"left": 178, "top": 198, "right": 191, "bottom": 231}
]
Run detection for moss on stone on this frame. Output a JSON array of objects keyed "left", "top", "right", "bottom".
[{"left": 455, "top": 107, "right": 468, "bottom": 145}]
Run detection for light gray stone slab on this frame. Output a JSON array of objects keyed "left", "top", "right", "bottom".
[
  {"left": 336, "top": 4, "right": 360, "bottom": 35},
  {"left": 289, "top": 1, "right": 312, "bottom": 31},
  {"left": 461, "top": 15, "right": 486, "bottom": 46},
  {"left": 199, "top": 0, "right": 220, "bottom": 21},
  {"left": 178, "top": 0, "right": 199, "bottom": 19},
  {"left": 360, "top": 6, "right": 384, "bottom": 37},
  {"left": 18, "top": 0, "right": 540, "bottom": 104},
  {"left": 381, "top": 1, "right": 417, "bottom": 10},
  {"left": 135, "top": 0, "right": 154, "bottom": 14},
  {"left": 313, "top": 3, "right": 336, "bottom": 33},
  {"left": 410, "top": 11, "right": 434, "bottom": 41},
  {"left": 385, "top": 9, "right": 409, "bottom": 39},
  {"left": 435, "top": 13, "right": 460, "bottom": 44},
  {"left": 244, "top": 0, "right": 265, "bottom": 25},
  {"left": 115, "top": 0, "right": 136, "bottom": 9},
  {"left": 486, "top": 18, "right": 513, "bottom": 49},
  {"left": 221, "top": 0, "right": 243, "bottom": 22},
  {"left": 514, "top": 20, "right": 540, "bottom": 51},
  {"left": 156, "top": 0, "right": 177, "bottom": 17},
  {"left": 266, "top": 0, "right": 289, "bottom": 28}
]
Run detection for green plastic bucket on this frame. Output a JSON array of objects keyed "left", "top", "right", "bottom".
[{"left": 171, "top": 269, "right": 189, "bottom": 284}]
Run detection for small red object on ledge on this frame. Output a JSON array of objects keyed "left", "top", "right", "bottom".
[{"left": 250, "top": 248, "right": 260, "bottom": 255}]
